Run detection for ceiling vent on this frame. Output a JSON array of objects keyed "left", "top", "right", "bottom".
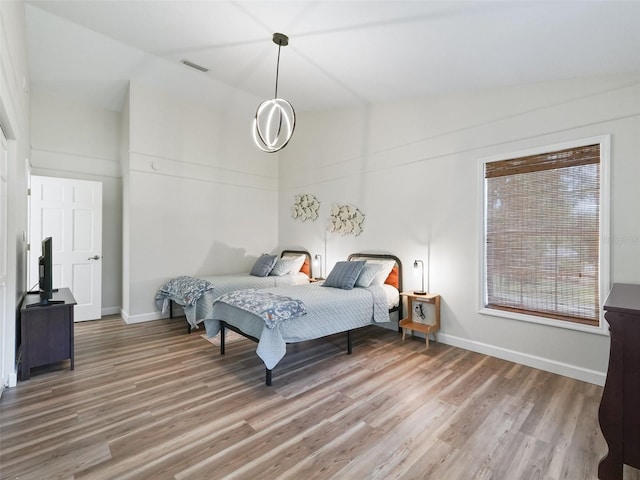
[{"left": 180, "top": 59, "right": 208, "bottom": 73}]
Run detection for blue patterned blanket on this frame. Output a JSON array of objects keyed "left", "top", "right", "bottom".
[
  {"left": 155, "top": 276, "right": 216, "bottom": 329},
  {"left": 156, "top": 275, "right": 215, "bottom": 306},
  {"left": 215, "top": 289, "right": 307, "bottom": 328}
]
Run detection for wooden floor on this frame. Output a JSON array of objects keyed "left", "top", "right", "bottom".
[{"left": 1, "top": 316, "right": 638, "bottom": 480}]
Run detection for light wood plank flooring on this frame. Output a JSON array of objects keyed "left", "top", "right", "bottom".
[{"left": 1, "top": 315, "right": 637, "bottom": 480}]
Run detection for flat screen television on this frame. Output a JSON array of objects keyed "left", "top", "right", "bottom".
[
  {"left": 27, "top": 236, "right": 62, "bottom": 307},
  {"left": 39, "top": 236, "right": 54, "bottom": 294},
  {"left": 26, "top": 237, "right": 64, "bottom": 308}
]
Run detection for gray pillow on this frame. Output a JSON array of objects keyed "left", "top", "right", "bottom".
[
  {"left": 250, "top": 254, "right": 277, "bottom": 277},
  {"left": 323, "top": 261, "right": 365, "bottom": 290},
  {"left": 355, "top": 262, "right": 384, "bottom": 288}
]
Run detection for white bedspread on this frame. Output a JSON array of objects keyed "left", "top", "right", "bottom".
[{"left": 203, "top": 282, "right": 391, "bottom": 370}]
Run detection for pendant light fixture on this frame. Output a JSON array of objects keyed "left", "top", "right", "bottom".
[{"left": 252, "top": 33, "right": 296, "bottom": 153}]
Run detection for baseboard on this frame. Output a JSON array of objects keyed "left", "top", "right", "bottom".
[
  {"left": 435, "top": 332, "right": 606, "bottom": 386},
  {"left": 101, "top": 306, "right": 121, "bottom": 316},
  {"left": 122, "top": 309, "right": 168, "bottom": 324},
  {"left": 1, "top": 370, "right": 18, "bottom": 394}
]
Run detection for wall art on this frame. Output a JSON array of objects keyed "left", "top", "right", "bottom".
[
  {"left": 327, "top": 203, "right": 365, "bottom": 236},
  {"left": 291, "top": 194, "right": 320, "bottom": 221}
]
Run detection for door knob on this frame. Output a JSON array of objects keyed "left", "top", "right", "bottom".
[{"left": 88, "top": 255, "right": 101, "bottom": 260}]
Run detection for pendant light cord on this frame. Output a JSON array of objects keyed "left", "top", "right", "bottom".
[{"left": 274, "top": 42, "right": 282, "bottom": 99}]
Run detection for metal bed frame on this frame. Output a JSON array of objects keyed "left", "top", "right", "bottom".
[{"left": 218, "top": 252, "right": 403, "bottom": 385}]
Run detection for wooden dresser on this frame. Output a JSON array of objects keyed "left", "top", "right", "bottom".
[
  {"left": 18, "top": 288, "right": 77, "bottom": 381},
  {"left": 599, "top": 283, "right": 640, "bottom": 479}
]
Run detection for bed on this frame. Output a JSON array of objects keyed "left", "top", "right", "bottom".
[
  {"left": 155, "top": 250, "right": 312, "bottom": 331},
  {"left": 203, "top": 253, "right": 403, "bottom": 385}
]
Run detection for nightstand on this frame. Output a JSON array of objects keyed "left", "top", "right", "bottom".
[{"left": 399, "top": 292, "right": 441, "bottom": 348}]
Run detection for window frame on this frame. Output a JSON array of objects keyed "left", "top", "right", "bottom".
[{"left": 478, "top": 135, "right": 610, "bottom": 335}]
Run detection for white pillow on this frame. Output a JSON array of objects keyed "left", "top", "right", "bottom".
[
  {"left": 365, "top": 260, "right": 395, "bottom": 286},
  {"left": 355, "top": 262, "right": 383, "bottom": 288},
  {"left": 283, "top": 253, "right": 306, "bottom": 272},
  {"left": 272, "top": 254, "right": 305, "bottom": 275}
]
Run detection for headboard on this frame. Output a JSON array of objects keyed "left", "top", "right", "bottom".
[
  {"left": 347, "top": 252, "right": 403, "bottom": 290},
  {"left": 347, "top": 252, "right": 403, "bottom": 321},
  {"left": 280, "top": 249, "right": 312, "bottom": 279}
]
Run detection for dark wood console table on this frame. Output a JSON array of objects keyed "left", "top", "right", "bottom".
[
  {"left": 18, "top": 288, "right": 77, "bottom": 381},
  {"left": 599, "top": 283, "right": 640, "bottom": 479}
]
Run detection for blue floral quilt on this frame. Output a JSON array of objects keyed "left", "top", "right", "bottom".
[
  {"left": 157, "top": 276, "right": 215, "bottom": 306},
  {"left": 215, "top": 289, "right": 307, "bottom": 328},
  {"left": 155, "top": 276, "right": 216, "bottom": 328}
]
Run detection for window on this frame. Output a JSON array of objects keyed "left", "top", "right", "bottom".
[{"left": 481, "top": 137, "right": 609, "bottom": 331}]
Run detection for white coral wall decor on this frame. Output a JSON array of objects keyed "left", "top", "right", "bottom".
[
  {"left": 291, "top": 194, "right": 320, "bottom": 221},
  {"left": 327, "top": 203, "right": 365, "bottom": 236}
]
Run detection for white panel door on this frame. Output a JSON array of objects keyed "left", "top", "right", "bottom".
[{"left": 30, "top": 176, "right": 102, "bottom": 321}]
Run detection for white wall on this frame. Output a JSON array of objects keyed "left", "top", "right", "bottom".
[
  {"left": 29, "top": 91, "right": 122, "bottom": 315},
  {"left": 0, "top": 0, "right": 31, "bottom": 390},
  {"left": 122, "top": 82, "right": 280, "bottom": 322},
  {"left": 278, "top": 72, "right": 640, "bottom": 385},
  {"left": 27, "top": 80, "right": 282, "bottom": 324}
]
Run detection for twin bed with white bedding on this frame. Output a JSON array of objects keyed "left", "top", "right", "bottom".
[
  {"left": 155, "top": 250, "right": 311, "bottom": 331},
  {"left": 204, "top": 253, "right": 403, "bottom": 385}
]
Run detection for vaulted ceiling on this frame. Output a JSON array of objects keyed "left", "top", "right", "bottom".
[{"left": 25, "top": 1, "right": 640, "bottom": 113}]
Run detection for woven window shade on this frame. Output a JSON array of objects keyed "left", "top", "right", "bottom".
[{"left": 485, "top": 144, "right": 601, "bottom": 325}]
